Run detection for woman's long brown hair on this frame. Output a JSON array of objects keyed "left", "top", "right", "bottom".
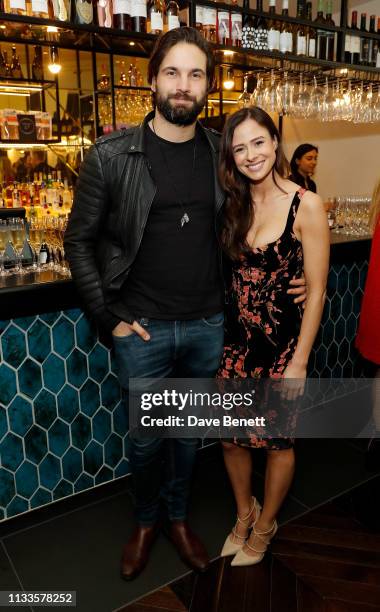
[{"left": 219, "top": 107, "right": 290, "bottom": 260}]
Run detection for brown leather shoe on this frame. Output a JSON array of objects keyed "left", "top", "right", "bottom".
[
  {"left": 120, "top": 524, "right": 159, "bottom": 581},
  {"left": 168, "top": 521, "right": 210, "bottom": 572}
]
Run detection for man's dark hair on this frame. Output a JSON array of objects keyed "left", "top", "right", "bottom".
[{"left": 148, "top": 26, "right": 215, "bottom": 91}]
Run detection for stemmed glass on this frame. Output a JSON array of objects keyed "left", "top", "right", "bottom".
[
  {"left": 0, "top": 221, "right": 10, "bottom": 276},
  {"left": 28, "top": 217, "right": 44, "bottom": 271},
  {"left": 237, "top": 74, "right": 251, "bottom": 110},
  {"left": 292, "top": 74, "right": 309, "bottom": 119},
  {"left": 276, "top": 70, "right": 294, "bottom": 116},
  {"left": 10, "top": 218, "right": 26, "bottom": 274},
  {"left": 308, "top": 76, "right": 324, "bottom": 119},
  {"left": 250, "top": 74, "right": 265, "bottom": 108},
  {"left": 263, "top": 69, "right": 280, "bottom": 114}
]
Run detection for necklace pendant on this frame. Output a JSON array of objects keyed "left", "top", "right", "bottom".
[{"left": 180, "top": 213, "right": 190, "bottom": 228}]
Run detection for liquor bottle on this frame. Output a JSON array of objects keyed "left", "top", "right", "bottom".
[
  {"left": 325, "top": 0, "right": 335, "bottom": 61},
  {"left": 166, "top": 1, "right": 180, "bottom": 31},
  {"left": 279, "top": 0, "right": 293, "bottom": 54},
  {"left": 203, "top": 2, "right": 217, "bottom": 43},
  {"left": 74, "top": 0, "right": 93, "bottom": 24},
  {"left": 195, "top": 6, "right": 204, "bottom": 35},
  {"left": 252, "top": 0, "right": 268, "bottom": 51},
  {"left": 131, "top": 0, "right": 147, "bottom": 33},
  {"left": 359, "top": 13, "right": 369, "bottom": 66},
  {"left": 51, "top": 0, "right": 71, "bottom": 21},
  {"left": 350, "top": 11, "right": 360, "bottom": 65},
  {"left": 97, "top": 0, "right": 112, "bottom": 28},
  {"left": 112, "top": 0, "right": 131, "bottom": 30},
  {"left": 149, "top": 0, "right": 164, "bottom": 35},
  {"left": 5, "top": 0, "right": 27, "bottom": 16},
  {"left": 2, "top": 51, "right": 11, "bottom": 78},
  {"left": 368, "top": 15, "right": 378, "bottom": 67},
  {"left": 242, "top": 0, "right": 255, "bottom": 50},
  {"left": 267, "top": 0, "right": 280, "bottom": 52},
  {"left": 10, "top": 46, "right": 23, "bottom": 79},
  {"left": 217, "top": 4, "right": 230, "bottom": 45},
  {"left": 306, "top": 2, "right": 316, "bottom": 57},
  {"left": 314, "top": 0, "right": 326, "bottom": 60},
  {"left": 295, "top": 0, "right": 307, "bottom": 56},
  {"left": 0, "top": 48, "right": 7, "bottom": 78},
  {"left": 230, "top": 0, "right": 242, "bottom": 47},
  {"left": 32, "top": 46, "right": 44, "bottom": 80},
  {"left": 39, "top": 242, "right": 50, "bottom": 265},
  {"left": 30, "top": 0, "right": 51, "bottom": 18}
]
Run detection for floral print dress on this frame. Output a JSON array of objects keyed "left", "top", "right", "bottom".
[{"left": 218, "top": 189, "right": 305, "bottom": 449}]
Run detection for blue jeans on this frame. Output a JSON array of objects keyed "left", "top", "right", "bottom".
[{"left": 113, "top": 313, "right": 224, "bottom": 526}]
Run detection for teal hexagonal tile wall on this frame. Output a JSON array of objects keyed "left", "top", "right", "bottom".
[
  {"left": 0, "top": 310, "right": 125, "bottom": 522},
  {"left": 0, "top": 259, "right": 369, "bottom": 521}
]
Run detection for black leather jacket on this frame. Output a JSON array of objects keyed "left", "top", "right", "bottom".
[{"left": 64, "top": 111, "right": 225, "bottom": 332}]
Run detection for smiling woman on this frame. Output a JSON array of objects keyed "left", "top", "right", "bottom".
[{"left": 217, "top": 106, "right": 329, "bottom": 567}]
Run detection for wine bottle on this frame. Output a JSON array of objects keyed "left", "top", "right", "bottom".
[
  {"left": 253, "top": 0, "right": 268, "bottom": 51},
  {"left": 97, "top": 0, "right": 112, "bottom": 28},
  {"left": 203, "top": 3, "right": 217, "bottom": 43},
  {"left": 350, "top": 11, "right": 360, "bottom": 65},
  {"left": 112, "top": 0, "right": 131, "bottom": 30},
  {"left": 195, "top": 6, "right": 204, "bottom": 35},
  {"left": 0, "top": 48, "right": 7, "bottom": 78},
  {"left": 314, "top": 0, "right": 327, "bottom": 60},
  {"left": 30, "top": 0, "right": 51, "bottom": 18},
  {"left": 230, "top": 0, "right": 242, "bottom": 47},
  {"left": 325, "top": 0, "right": 335, "bottom": 61},
  {"left": 166, "top": 1, "right": 180, "bottom": 31},
  {"left": 131, "top": 0, "right": 147, "bottom": 33},
  {"left": 217, "top": 5, "right": 230, "bottom": 45},
  {"left": 359, "top": 13, "right": 369, "bottom": 66},
  {"left": 10, "top": 45, "right": 23, "bottom": 79},
  {"left": 268, "top": 0, "right": 280, "bottom": 52},
  {"left": 295, "top": 0, "right": 307, "bottom": 56},
  {"left": 74, "top": 0, "right": 94, "bottom": 24},
  {"left": 149, "top": 0, "right": 164, "bottom": 35},
  {"left": 51, "top": 0, "right": 71, "bottom": 21},
  {"left": 242, "top": 0, "right": 255, "bottom": 50},
  {"left": 306, "top": 2, "right": 316, "bottom": 58},
  {"left": 368, "top": 15, "right": 378, "bottom": 67},
  {"left": 5, "top": 0, "right": 27, "bottom": 16},
  {"left": 279, "top": 0, "right": 293, "bottom": 54}
]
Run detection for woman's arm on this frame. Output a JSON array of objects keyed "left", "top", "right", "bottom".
[{"left": 285, "top": 191, "right": 330, "bottom": 377}]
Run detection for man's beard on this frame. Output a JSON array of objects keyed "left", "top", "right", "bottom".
[{"left": 155, "top": 91, "right": 207, "bottom": 126}]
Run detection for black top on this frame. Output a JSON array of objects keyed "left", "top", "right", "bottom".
[
  {"left": 289, "top": 172, "right": 317, "bottom": 193},
  {"left": 123, "top": 123, "right": 223, "bottom": 320}
]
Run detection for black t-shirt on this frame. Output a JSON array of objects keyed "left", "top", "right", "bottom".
[{"left": 123, "top": 123, "right": 223, "bottom": 319}]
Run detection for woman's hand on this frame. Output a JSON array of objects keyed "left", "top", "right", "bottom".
[{"left": 281, "top": 361, "right": 306, "bottom": 400}]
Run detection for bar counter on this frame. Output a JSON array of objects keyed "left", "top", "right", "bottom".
[{"left": 0, "top": 234, "right": 372, "bottom": 522}]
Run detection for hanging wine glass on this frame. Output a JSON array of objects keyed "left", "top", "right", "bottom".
[
  {"left": 250, "top": 74, "right": 265, "bottom": 108},
  {"left": 293, "top": 73, "right": 310, "bottom": 119},
  {"left": 237, "top": 74, "right": 252, "bottom": 109},
  {"left": 307, "top": 75, "right": 324, "bottom": 119},
  {"left": 263, "top": 69, "right": 280, "bottom": 114},
  {"left": 276, "top": 70, "right": 294, "bottom": 116}
]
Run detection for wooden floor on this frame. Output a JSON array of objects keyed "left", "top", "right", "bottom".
[{"left": 122, "top": 481, "right": 380, "bottom": 612}]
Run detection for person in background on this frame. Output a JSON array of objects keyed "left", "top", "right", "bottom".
[
  {"left": 289, "top": 144, "right": 318, "bottom": 193},
  {"left": 356, "top": 179, "right": 380, "bottom": 469},
  {"left": 0, "top": 151, "right": 15, "bottom": 183},
  {"left": 31, "top": 150, "right": 54, "bottom": 176},
  {"left": 14, "top": 152, "right": 33, "bottom": 182},
  {"left": 218, "top": 108, "right": 329, "bottom": 567}
]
